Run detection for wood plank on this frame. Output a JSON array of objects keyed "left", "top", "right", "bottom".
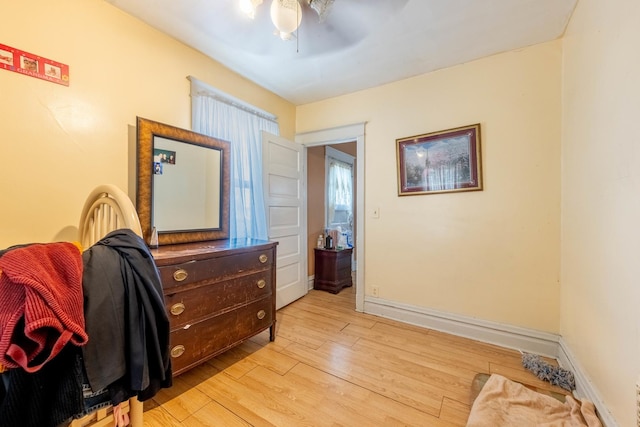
[
  {"left": 276, "top": 312, "right": 359, "bottom": 348},
  {"left": 440, "top": 397, "right": 471, "bottom": 426},
  {"left": 352, "top": 338, "right": 477, "bottom": 401},
  {"left": 182, "top": 400, "right": 252, "bottom": 427},
  {"left": 207, "top": 339, "right": 298, "bottom": 378},
  {"left": 343, "top": 322, "right": 490, "bottom": 373},
  {"left": 282, "top": 340, "right": 444, "bottom": 416},
  {"left": 196, "top": 371, "right": 314, "bottom": 427},
  {"left": 142, "top": 405, "right": 184, "bottom": 427},
  {"left": 146, "top": 279, "right": 572, "bottom": 427},
  {"left": 151, "top": 374, "right": 212, "bottom": 422}
]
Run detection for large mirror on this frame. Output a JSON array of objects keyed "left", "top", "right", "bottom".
[{"left": 136, "top": 117, "right": 230, "bottom": 245}]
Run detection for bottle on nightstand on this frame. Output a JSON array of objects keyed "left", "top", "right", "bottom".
[{"left": 325, "top": 234, "right": 333, "bottom": 249}]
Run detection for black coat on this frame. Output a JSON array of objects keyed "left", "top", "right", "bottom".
[{"left": 82, "top": 229, "right": 171, "bottom": 404}]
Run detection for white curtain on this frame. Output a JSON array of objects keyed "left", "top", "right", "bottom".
[
  {"left": 327, "top": 159, "right": 353, "bottom": 230},
  {"left": 190, "top": 77, "right": 279, "bottom": 240}
]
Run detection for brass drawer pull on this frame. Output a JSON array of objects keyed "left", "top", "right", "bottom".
[
  {"left": 259, "top": 254, "right": 268, "bottom": 263},
  {"left": 257, "top": 279, "right": 266, "bottom": 289},
  {"left": 173, "top": 269, "right": 188, "bottom": 282},
  {"left": 170, "top": 303, "right": 185, "bottom": 316},
  {"left": 171, "top": 345, "right": 185, "bottom": 358},
  {"left": 257, "top": 310, "right": 266, "bottom": 320}
]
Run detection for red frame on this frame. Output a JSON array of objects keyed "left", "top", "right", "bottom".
[{"left": 0, "top": 43, "right": 69, "bottom": 86}]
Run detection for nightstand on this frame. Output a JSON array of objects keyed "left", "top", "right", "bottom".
[{"left": 313, "top": 247, "right": 353, "bottom": 294}]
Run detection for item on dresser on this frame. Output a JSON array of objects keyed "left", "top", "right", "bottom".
[
  {"left": 313, "top": 247, "right": 353, "bottom": 294},
  {"left": 152, "top": 239, "right": 278, "bottom": 376},
  {"left": 324, "top": 234, "right": 333, "bottom": 249}
]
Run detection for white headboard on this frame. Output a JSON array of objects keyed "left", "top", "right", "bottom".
[{"left": 78, "top": 184, "right": 142, "bottom": 248}]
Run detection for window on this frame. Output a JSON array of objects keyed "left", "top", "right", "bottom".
[
  {"left": 190, "top": 76, "right": 279, "bottom": 240},
  {"left": 326, "top": 146, "right": 354, "bottom": 239}
]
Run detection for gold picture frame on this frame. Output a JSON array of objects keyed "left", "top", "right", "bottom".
[{"left": 396, "top": 123, "right": 482, "bottom": 196}]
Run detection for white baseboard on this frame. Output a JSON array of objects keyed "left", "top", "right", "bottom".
[
  {"left": 558, "top": 338, "right": 618, "bottom": 427},
  {"left": 363, "top": 297, "right": 617, "bottom": 426},
  {"left": 307, "top": 275, "right": 314, "bottom": 290},
  {"left": 364, "top": 297, "right": 560, "bottom": 357}
]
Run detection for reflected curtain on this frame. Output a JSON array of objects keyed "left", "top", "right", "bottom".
[{"left": 190, "top": 77, "right": 279, "bottom": 240}]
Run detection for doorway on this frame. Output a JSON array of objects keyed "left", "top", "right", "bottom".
[
  {"left": 297, "top": 123, "right": 365, "bottom": 312},
  {"left": 307, "top": 143, "right": 356, "bottom": 280}
]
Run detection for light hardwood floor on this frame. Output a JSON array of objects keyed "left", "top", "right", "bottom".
[{"left": 143, "top": 285, "right": 567, "bottom": 426}]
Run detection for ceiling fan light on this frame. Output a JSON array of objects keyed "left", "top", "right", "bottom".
[
  {"left": 270, "top": 0, "right": 302, "bottom": 37},
  {"left": 239, "top": 0, "right": 263, "bottom": 19}
]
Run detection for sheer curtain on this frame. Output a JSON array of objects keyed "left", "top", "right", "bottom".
[
  {"left": 189, "top": 76, "right": 279, "bottom": 240},
  {"left": 327, "top": 158, "right": 353, "bottom": 241},
  {"left": 326, "top": 151, "right": 353, "bottom": 247}
]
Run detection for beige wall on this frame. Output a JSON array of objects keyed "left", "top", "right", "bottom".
[
  {"left": 561, "top": 0, "right": 640, "bottom": 424},
  {"left": 0, "top": 0, "right": 295, "bottom": 248},
  {"left": 297, "top": 41, "right": 562, "bottom": 333}
]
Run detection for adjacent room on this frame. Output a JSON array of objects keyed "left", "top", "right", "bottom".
[{"left": 0, "top": 0, "right": 637, "bottom": 426}]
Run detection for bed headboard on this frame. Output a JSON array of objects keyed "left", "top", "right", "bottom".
[
  {"left": 78, "top": 184, "right": 142, "bottom": 248},
  {"left": 75, "top": 184, "right": 145, "bottom": 427}
]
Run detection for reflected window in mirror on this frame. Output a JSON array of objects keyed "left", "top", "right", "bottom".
[{"left": 152, "top": 136, "right": 221, "bottom": 231}]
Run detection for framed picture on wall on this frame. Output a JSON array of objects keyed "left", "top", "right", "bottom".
[{"left": 396, "top": 123, "right": 482, "bottom": 196}]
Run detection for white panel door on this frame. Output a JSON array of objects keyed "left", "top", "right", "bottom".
[{"left": 263, "top": 131, "right": 307, "bottom": 309}]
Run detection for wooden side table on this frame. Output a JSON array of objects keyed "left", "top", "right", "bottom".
[{"left": 314, "top": 247, "right": 353, "bottom": 294}]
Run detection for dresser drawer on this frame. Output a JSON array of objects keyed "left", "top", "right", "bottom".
[
  {"left": 158, "top": 249, "right": 274, "bottom": 290},
  {"left": 164, "top": 271, "right": 272, "bottom": 329},
  {"left": 168, "top": 297, "right": 273, "bottom": 375}
]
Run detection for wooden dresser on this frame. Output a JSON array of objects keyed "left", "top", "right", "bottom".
[
  {"left": 313, "top": 247, "right": 353, "bottom": 294},
  {"left": 151, "top": 239, "right": 277, "bottom": 376}
]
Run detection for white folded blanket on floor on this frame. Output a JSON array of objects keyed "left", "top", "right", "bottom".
[{"left": 466, "top": 374, "right": 602, "bottom": 427}]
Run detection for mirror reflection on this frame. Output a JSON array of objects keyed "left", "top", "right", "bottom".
[
  {"left": 136, "top": 117, "right": 230, "bottom": 246},
  {"left": 152, "top": 136, "right": 222, "bottom": 231}
]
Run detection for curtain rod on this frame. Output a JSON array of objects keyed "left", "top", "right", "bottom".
[{"left": 188, "top": 76, "right": 278, "bottom": 123}]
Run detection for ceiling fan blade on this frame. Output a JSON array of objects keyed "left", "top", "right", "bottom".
[
  {"left": 307, "top": 0, "right": 335, "bottom": 22},
  {"left": 296, "top": 0, "right": 409, "bottom": 55}
]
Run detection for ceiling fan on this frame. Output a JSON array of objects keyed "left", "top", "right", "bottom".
[
  {"left": 239, "top": 0, "right": 335, "bottom": 40},
  {"left": 205, "top": 0, "right": 409, "bottom": 58}
]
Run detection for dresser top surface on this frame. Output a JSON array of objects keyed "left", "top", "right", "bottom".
[
  {"left": 314, "top": 247, "right": 353, "bottom": 254},
  {"left": 151, "top": 239, "right": 277, "bottom": 265}
]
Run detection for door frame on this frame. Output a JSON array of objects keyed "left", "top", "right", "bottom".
[{"left": 296, "top": 123, "right": 366, "bottom": 312}]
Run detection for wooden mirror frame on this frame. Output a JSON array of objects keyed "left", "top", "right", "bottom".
[{"left": 136, "top": 116, "right": 230, "bottom": 245}]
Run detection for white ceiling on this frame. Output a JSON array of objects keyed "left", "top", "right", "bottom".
[{"left": 105, "top": 0, "right": 577, "bottom": 105}]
